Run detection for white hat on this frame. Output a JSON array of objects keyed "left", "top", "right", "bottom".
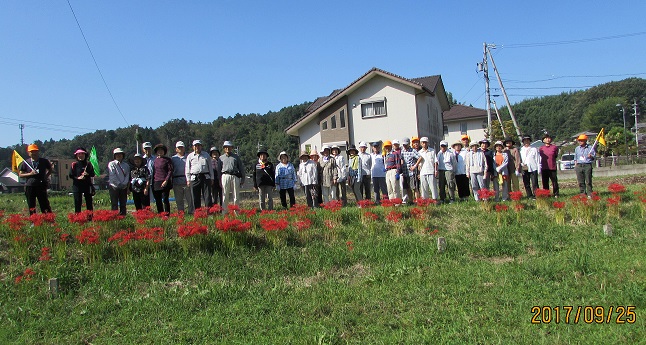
[
  {"left": 439, "top": 140, "right": 448, "bottom": 147},
  {"left": 358, "top": 141, "right": 368, "bottom": 148},
  {"left": 113, "top": 148, "right": 124, "bottom": 155},
  {"left": 176, "top": 141, "right": 185, "bottom": 148},
  {"left": 223, "top": 140, "right": 233, "bottom": 147},
  {"left": 420, "top": 137, "right": 429, "bottom": 142},
  {"left": 192, "top": 140, "right": 202, "bottom": 146},
  {"left": 392, "top": 139, "right": 400, "bottom": 145},
  {"left": 277, "top": 151, "right": 289, "bottom": 160},
  {"left": 321, "top": 145, "right": 330, "bottom": 151},
  {"left": 401, "top": 138, "right": 411, "bottom": 145},
  {"left": 142, "top": 142, "right": 152, "bottom": 149}
]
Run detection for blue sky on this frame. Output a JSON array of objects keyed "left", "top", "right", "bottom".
[{"left": 1, "top": 0, "right": 645, "bottom": 147}]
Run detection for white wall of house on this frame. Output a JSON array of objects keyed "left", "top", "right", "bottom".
[
  {"left": 444, "top": 118, "right": 487, "bottom": 145},
  {"left": 415, "top": 93, "right": 444, "bottom": 148},
  {"left": 298, "top": 120, "right": 322, "bottom": 152},
  {"left": 348, "top": 76, "right": 420, "bottom": 144}
]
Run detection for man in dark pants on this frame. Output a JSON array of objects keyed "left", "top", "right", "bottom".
[
  {"left": 574, "top": 134, "right": 595, "bottom": 197},
  {"left": 18, "top": 144, "right": 53, "bottom": 214},
  {"left": 185, "top": 140, "right": 214, "bottom": 210}
]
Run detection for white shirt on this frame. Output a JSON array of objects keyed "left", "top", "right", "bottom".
[
  {"left": 298, "top": 160, "right": 318, "bottom": 185},
  {"left": 520, "top": 145, "right": 541, "bottom": 173},
  {"left": 419, "top": 148, "right": 436, "bottom": 176}
]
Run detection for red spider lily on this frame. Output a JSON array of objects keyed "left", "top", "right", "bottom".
[
  {"left": 346, "top": 241, "right": 354, "bottom": 251},
  {"left": 534, "top": 189, "right": 551, "bottom": 198},
  {"left": 15, "top": 267, "right": 36, "bottom": 284},
  {"left": 606, "top": 196, "right": 621, "bottom": 206},
  {"left": 92, "top": 210, "right": 123, "bottom": 222},
  {"left": 177, "top": 222, "right": 208, "bottom": 238},
  {"left": 29, "top": 213, "right": 57, "bottom": 227},
  {"left": 170, "top": 211, "right": 185, "bottom": 225},
  {"left": 13, "top": 234, "right": 31, "bottom": 243},
  {"left": 158, "top": 212, "right": 170, "bottom": 221},
  {"left": 608, "top": 183, "right": 627, "bottom": 194},
  {"left": 509, "top": 191, "right": 523, "bottom": 201},
  {"left": 514, "top": 203, "right": 525, "bottom": 211},
  {"left": 260, "top": 218, "right": 289, "bottom": 232},
  {"left": 380, "top": 198, "right": 403, "bottom": 207},
  {"left": 385, "top": 210, "right": 403, "bottom": 223},
  {"left": 215, "top": 217, "right": 251, "bottom": 232},
  {"left": 208, "top": 204, "right": 222, "bottom": 214},
  {"left": 324, "top": 219, "right": 336, "bottom": 229},
  {"left": 362, "top": 211, "right": 379, "bottom": 221},
  {"left": 410, "top": 207, "right": 425, "bottom": 220},
  {"left": 414, "top": 198, "right": 437, "bottom": 207},
  {"left": 292, "top": 218, "right": 312, "bottom": 231},
  {"left": 67, "top": 210, "right": 93, "bottom": 224},
  {"left": 109, "top": 227, "right": 165, "bottom": 244},
  {"left": 8, "top": 214, "right": 27, "bottom": 231},
  {"left": 227, "top": 204, "right": 241, "bottom": 215},
  {"left": 39, "top": 247, "right": 52, "bottom": 261},
  {"left": 321, "top": 200, "right": 343, "bottom": 212},
  {"left": 193, "top": 207, "right": 209, "bottom": 219},
  {"left": 239, "top": 208, "right": 258, "bottom": 218},
  {"left": 357, "top": 199, "right": 375, "bottom": 208},
  {"left": 59, "top": 233, "right": 71, "bottom": 243},
  {"left": 477, "top": 189, "right": 496, "bottom": 201},
  {"left": 0, "top": 210, "right": 4, "bottom": 220},
  {"left": 132, "top": 207, "right": 156, "bottom": 224},
  {"left": 591, "top": 192, "right": 601, "bottom": 201},
  {"left": 260, "top": 210, "right": 277, "bottom": 216},
  {"left": 76, "top": 227, "right": 100, "bottom": 245},
  {"left": 495, "top": 204, "right": 509, "bottom": 212},
  {"left": 288, "top": 204, "right": 310, "bottom": 217}
]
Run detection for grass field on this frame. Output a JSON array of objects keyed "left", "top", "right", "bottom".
[{"left": 0, "top": 176, "right": 644, "bottom": 344}]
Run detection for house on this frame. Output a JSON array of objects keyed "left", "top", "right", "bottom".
[
  {"left": 49, "top": 158, "right": 76, "bottom": 191},
  {"left": 285, "top": 68, "right": 451, "bottom": 151},
  {"left": 442, "top": 104, "right": 488, "bottom": 145},
  {"left": 0, "top": 168, "right": 23, "bottom": 193}
]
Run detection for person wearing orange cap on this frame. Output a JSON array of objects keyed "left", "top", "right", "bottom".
[
  {"left": 18, "top": 144, "right": 53, "bottom": 214},
  {"left": 460, "top": 135, "right": 471, "bottom": 152},
  {"left": 574, "top": 134, "right": 595, "bottom": 197}
]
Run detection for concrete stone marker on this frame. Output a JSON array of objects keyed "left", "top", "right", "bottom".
[
  {"left": 437, "top": 237, "right": 447, "bottom": 252},
  {"left": 603, "top": 224, "right": 613, "bottom": 236}
]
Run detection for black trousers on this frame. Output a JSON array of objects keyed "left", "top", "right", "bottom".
[
  {"left": 153, "top": 188, "right": 171, "bottom": 213},
  {"left": 190, "top": 174, "right": 213, "bottom": 210},
  {"left": 359, "top": 174, "right": 371, "bottom": 200},
  {"left": 73, "top": 191, "right": 93, "bottom": 213},
  {"left": 132, "top": 191, "right": 150, "bottom": 210},
  {"left": 455, "top": 174, "right": 470, "bottom": 199},
  {"left": 279, "top": 188, "right": 296, "bottom": 208},
  {"left": 541, "top": 169, "right": 559, "bottom": 196},
  {"left": 25, "top": 185, "right": 52, "bottom": 214},
  {"left": 522, "top": 170, "right": 539, "bottom": 197},
  {"left": 109, "top": 186, "right": 128, "bottom": 215}
]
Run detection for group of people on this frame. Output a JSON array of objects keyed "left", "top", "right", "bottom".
[{"left": 16, "top": 132, "right": 597, "bottom": 215}]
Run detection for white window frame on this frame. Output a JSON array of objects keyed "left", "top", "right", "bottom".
[
  {"left": 360, "top": 97, "right": 387, "bottom": 119},
  {"left": 460, "top": 122, "right": 468, "bottom": 135}
]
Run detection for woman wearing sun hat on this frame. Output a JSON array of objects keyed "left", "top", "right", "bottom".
[
  {"left": 152, "top": 144, "right": 174, "bottom": 213},
  {"left": 108, "top": 148, "right": 130, "bottom": 215},
  {"left": 275, "top": 151, "right": 297, "bottom": 208},
  {"left": 69, "top": 147, "right": 96, "bottom": 213},
  {"left": 298, "top": 150, "right": 319, "bottom": 208}
]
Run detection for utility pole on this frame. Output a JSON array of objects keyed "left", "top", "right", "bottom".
[
  {"left": 481, "top": 43, "right": 492, "bottom": 140},
  {"left": 617, "top": 105, "right": 628, "bottom": 161},
  {"left": 19, "top": 124, "right": 25, "bottom": 147},
  {"left": 634, "top": 99, "right": 639, "bottom": 158},
  {"left": 486, "top": 45, "right": 523, "bottom": 142},
  {"left": 491, "top": 100, "right": 507, "bottom": 138}
]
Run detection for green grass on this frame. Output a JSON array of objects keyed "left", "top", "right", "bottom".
[{"left": 0, "top": 177, "right": 645, "bottom": 344}]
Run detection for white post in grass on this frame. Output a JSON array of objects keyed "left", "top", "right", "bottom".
[
  {"left": 49, "top": 278, "right": 59, "bottom": 298},
  {"left": 437, "top": 237, "right": 447, "bottom": 252},
  {"left": 603, "top": 224, "right": 613, "bottom": 236}
]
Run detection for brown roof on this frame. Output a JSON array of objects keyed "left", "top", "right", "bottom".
[
  {"left": 286, "top": 67, "right": 448, "bottom": 134},
  {"left": 443, "top": 104, "right": 487, "bottom": 122}
]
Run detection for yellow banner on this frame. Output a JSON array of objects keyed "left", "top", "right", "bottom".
[{"left": 11, "top": 150, "right": 25, "bottom": 173}]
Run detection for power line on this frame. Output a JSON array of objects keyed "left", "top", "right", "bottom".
[
  {"left": 66, "top": 0, "right": 129, "bottom": 126},
  {"left": 503, "top": 31, "right": 646, "bottom": 49},
  {"left": 0, "top": 116, "right": 97, "bottom": 131},
  {"left": 503, "top": 73, "right": 646, "bottom": 84},
  {"left": 0, "top": 121, "right": 87, "bottom": 134},
  {"left": 506, "top": 86, "right": 595, "bottom": 90}
]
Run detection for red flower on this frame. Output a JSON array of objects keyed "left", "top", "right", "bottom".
[
  {"left": 385, "top": 210, "right": 402, "bottom": 223},
  {"left": 410, "top": 207, "right": 425, "bottom": 220},
  {"left": 29, "top": 213, "right": 57, "bottom": 227},
  {"left": 514, "top": 203, "right": 525, "bottom": 211},
  {"left": 288, "top": 204, "right": 310, "bottom": 217},
  {"left": 132, "top": 207, "right": 156, "bottom": 224},
  {"left": 535, "top": 189, "right": 551, "bottom": 198},
  {"left": 362, "top": 211, "right": 378, "bottom": 221},
  {"left": 414, "top": 198, "right": 436, "bottom": 207},
  {"left": 509, "top": 191, "right": 523, "bottom": 201},
  {"left": 92, "top": 210, "right": 123, "bottom": 222},
  {"left": 193, "top": 207, "right": 209, "bottom": 219},
  {"left": 346, "top": 241, "right": 354, "bottom": 251},
  {"left": 208, "top": 204, "right": 222, "bottom": 214},
  {"left": 76, "top": 227, "right": 100, "bottom": 245},
  {"left": 591, "top": 192, "right": 601, "bottom": 201},
  {"left": 67, "top": 210, "right": 93, "bottom": 224},
  {"left": 321, "top": 200, "right": 342, "bottom": 212},
  {"left": 8, "top": 214, "right": 27, "bottom": 230},
  {"left": 260, "top": 218, "right": 289, "bottom": 232},
  {"left": 39, "top": 247, "right": 52, "bottom": 261},
  {"left": 606, "top": 196, "right": 621, "bottom": 206},
  {"left": 178, "top": 222, "right": 208, "bottom": 238},
  {"left": 215, "top": 217, "right": 251, "bottom": 232},
  {"left": 227, "top": 204, "right": 241, "bottom": 215},
  {"left": 477, "top": 189, "right": 496, "bottom": 201},
  {"left": 357, "top": 199, "right": 375, "bottom": 208},
  {"left": 495, "top": 204, "right": 509, "bottom": 212},
  {"left": 324, "top": 220, "right": 336, "bottom": 229},
  {"left": 608, "top": 183, "right": 627, "bottom": 194},
  {"left": 239, "top": 208, "right": 258, "bottom": 218},
  {"left": 292, "top": 218, "right": 312, "bottom": 231}
]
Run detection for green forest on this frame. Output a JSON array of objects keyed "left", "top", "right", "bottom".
[{"left": 1, "top": 78, "right": 645, "bottom": 172}]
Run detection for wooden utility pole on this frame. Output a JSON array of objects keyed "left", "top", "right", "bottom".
[
  {"left": 482, "top": 43, "right": 492, "bottom": 140},
  {"left": 486, "top": 45, "right": 523, "bottom": 142}
]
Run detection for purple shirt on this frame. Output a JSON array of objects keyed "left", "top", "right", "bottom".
[
  {"left": 539, "top": 145, "right": 559, "bottom": 170},
  {"left": 153, "top": 156, "right": 174, "bottom": 183}
]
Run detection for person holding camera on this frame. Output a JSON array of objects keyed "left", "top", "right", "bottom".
[
  {"left": 69, "top": 147, "right": 96, "bottom": 213},
  {"left": 18, "top": 144, "right": 53, "bottom": 215}
]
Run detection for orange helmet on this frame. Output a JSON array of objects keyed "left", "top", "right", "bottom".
[
  {"left": 411, "top": 136, "right": 420, "bottom": 143},
  {"left": 27, "top": 144, "right": 39, "bottom": 152},
  {"left": 577, "top": 134, "right": 588, "bottom": 141},
  {"left": 461, "top": 135, "right": 470, "bottom": 142},
  {"left": 383, "top": 140, "right": 393, "bottom": 147}
]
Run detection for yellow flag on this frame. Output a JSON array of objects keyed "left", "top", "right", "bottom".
[
  {"left": 11, "top": 150, "right": 25, "bottom": 173},
  {"left": 596, "top": 128, "right": 606, "bottom": 146}
]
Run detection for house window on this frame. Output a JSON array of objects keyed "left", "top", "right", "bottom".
[
  {"left": 482, "top": 120, "right": 488, "bottom": 129},
  {"left": 331, "top": 115, "right": 337, "bottom": 129},
  {"left": 340, "top": 110, "right": 346, "bottom": 128},
  {"left": 443, "top": 125, "right": 449, "bottom": 135},
  {"left": 360, "top": 97, "right": 387, "bottom": 118},
  {"left": 322, "top": 120, "right": 328, "bottom": 130},
  {"left": 305, "top": 144, "right": 311, "bottom": 154},
  {"left": 460, "top": 122, "right": 468, "bottom": 135}
]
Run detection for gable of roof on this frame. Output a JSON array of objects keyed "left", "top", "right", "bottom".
[
  {"left": 443, "top": 104, "right": 487, "bottom": 122},
  {"left": 286, "top": 67, "right": 450, "bottom": 135}
]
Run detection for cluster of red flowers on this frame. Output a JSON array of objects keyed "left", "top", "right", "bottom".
[
  {"left": 608, "top": 183, "right": 627, "bottom": 194},
  {"left": 67, "top": 210, "right": 93, "bottom": 224},
  {"left": 108, "top": 227, "right": 165, "bottom": 245},
  {"left": 346, "top": 241, "right": 354, "bottom": 251},
  {"left": 606, "top": 196, "right": 621, "bottom": 206},
  {"left": 227, "top": 204, "right": 241, "bottom": 215},
  {"left": 39, "top": 247, "right": 52, "bottom": 261},
  {"left": 215, "top": 217, "right": 252, "bottom": 232},
  {"left": 385, "top": 210, "right": 402, "bottom": 223},
  {"left": 239, "top": 208, "right": 258, "bottom": 218},
  {"left": 8, "top": 213, "right": 27, "bottom": 230},
  {"left": 132, "top": 207, "right": 157, "bottom": 224},
  {"left": 426, "top": 228, "right": 440, "bottom": 235},
  {"left": 409, "top": 207, "right": 425, "bottom": 220},
  {"left": 509, "top": 191, "right": 523, "bottom": 201},
  {"left": 208, "top": 204, "right": 223, "bottom": 214},
  {"left": 177, "top": 222, "right": 208, "bottom": 238},
  {"left": 14, "top": 268, "right": 35, "bottom": 284},
  {"left": 380, "top": 198, "right": 403, "bottom": 207},
  {"left": 76, "top": 227, "right": 100, "bottom": 245},
  {"left": 357, "top": 199, "right": 375, "bottom": 208},
  {"left": 92, "top": 210, "right": 123, "bottom": 222},
  {"left": 260, "top": 218, "right": 289, "bottom": 232},
  {"left": 534, "top": 189, "right": 552, "bottom": 198},
  {"left": 362, "top": 211, "right": 378, "bottom": 222},
  {"left": 324, "top": 219, "right": 336, "bottom": 229},
  {"left": 477, "top": 189, "right": 496, "bottom": 201},
  {"left": 495, "top": 204, "right": 509, "bottom": 212},
  {"left": 414, "top": 198, "right": 436, "bottom": 207},
  {"left": 553, "top": 201, "right": 566, "bottom": 209},
  {"left": 321, "top": 200, "right": 343, "bottom": 212},
  {"left": 292, "top": 218, "right": 312, "bottom": 231},
  {"left": 29, "top": 213, "right": 57, "bottom": 227},
  {"left": 13, "top": 234, "right": 31, "bottom": 244},
  {"left": 193, "top": 207, "right": 209, "bottom": 219},
  {"left": 514, "top": 203, "right": 525, "bottom": 211}
]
